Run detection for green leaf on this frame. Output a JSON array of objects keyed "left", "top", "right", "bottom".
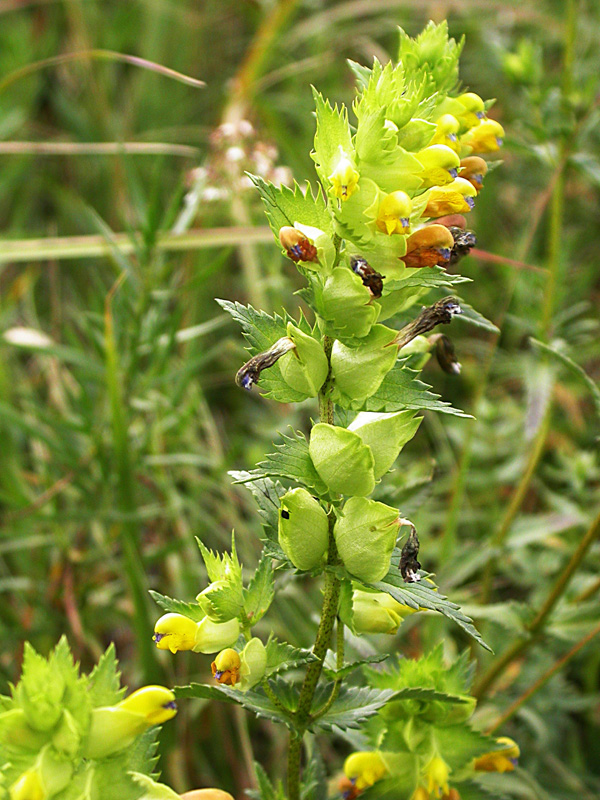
[
  {"left": 149, "top": 590, "right": 205, "bottom": 623},
  {"left": 87, "top": 643, "right": 126, "bottom": 707},
  {"left": 243, "top": 552, "right": 275, "bottom": 626},
  {"left": 196, "top": 532, "right": 242, "bottom": 585},
  {"left": 311, "top": 87, "right": 353, "bottom": 182},
  {"left": 265, "top": 637, "right": 319, "bottom": 677},
  {"left": 217, "top": 299, "right": 311, "bottom": 402},
  {"left": 433, "top": 724, "right": 498, "bottom": 770},
  {"left": 322, "top": 652, "right": 389, "bottom": 681},
  {"left": 370, "top": 557, "right": 491, "bottom": 650},
  {"left": 359, "top": 360, "right": 471, "bottom": 417},
  {"left": 247, "top": 762, "right": 287, "bottom": 800},
  {"left": 241, "top": 429, "right": 329, "bottom": 496},
  {"left": 228, "top": 471, "right": 285, "bottom": 543},
  {"left": 530, "top": 337, "right": 600, "bottom": 417},
  {"left": 175, "top": 682, "right": 297, "bottom": 730},
  {"left": 453, "top": 298, "right": 500, "bottom": 333},
  {"left": 311, "top": 685, "right": 398, "bottom": 732},
  {"left": 249, "top": 175, "right": 333, "bottom": 239}
]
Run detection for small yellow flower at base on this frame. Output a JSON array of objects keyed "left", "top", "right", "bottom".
[
  {"left": 117, "top": 686, "right": 178, "bottom": 725},
  {"left": 411, "top": 786, "right": 430, "bottom": 800},
  {"left": 339, "top": 776, "right": 362, "bottom": 800},
  {"left": 9, "top": 771, "right": 45, "bottom": 800},
  {"left": 455, "top": 92, "right": 487, "bottom": 130},
  {"left": 474, "top": 737, "right": 520, "bottom": 773},
  {"left": 328, "top": 146, "right": 360, "bottom": 201},
  {"left": 153, "top": 613, "right": 199, "bottom": 653},
  {"left": 416, "top": 145, "right": 461, "bottom": 188},
  {"left": 344, "top": 751, "right": 389, "bottom": 791},
  {"left": 461, "top": 119, "right": 505, "bottom": 153},
  {"left": 424, "top": 178, "right": 477, "bottom": 218},
  {"left": 424, "top": 755, "right": 451, "bottom": 798},
  {"left": 180, "top": 791, "right": 235, "bottom": 800},
  {"left": 376, "top": 191, "right": 412, "bottom": 235},
  {"left": 211, "top": 648, "right": 241, "bottom": 686}
]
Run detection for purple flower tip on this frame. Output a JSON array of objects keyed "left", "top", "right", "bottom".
[
  {"left": 438, "top": 248, "right": 452, "bottom": 261},
  {"left": 476, "top": 111, "right": 486, "bottom": 119},
  {"left": 215, "top": 670, "right": 224, "bottom": 679},
  {"left": 496, "top": 137, "right": 504, "bottom": 147},
  {"left": 241, "top": 375, "right": 254, "bottom": 390},
  {"left": 466, "top": 196, "right": 475, "bottom": 209},
  {"left": 164, "top": 700, "right": 178, "bottom": 710},
  {"left": 448, "top": 133, "right": 458, "bottom": 142},
  {"left": 153, "top": 633, "right": 164, "bottom": 643},
  {"left": 400, "top": 217, "right": 410, "bottom": 227},
  {"left": 448, "top": 168, "right": 458, "bottom": 179}
]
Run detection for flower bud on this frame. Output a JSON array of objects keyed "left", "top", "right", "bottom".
[
  {"left": 474, "top": 737, "right": 520, "bottom": 773},
  {"left": 348, "top": 411, "right": 421, "bottom": 478},
  {"left": 277, "top": 323, "right": 329, "bottom": 397},
  {"left": 278, "top": 488, "right": 329, "bottom": 570},
  {"left": 424, "top": 178, "right": 477, "bottom": 217},
  {"left": 461, "top": 119, "right": 504, "bottom": 153},
  {"left": 278, "top": 226, "right": 318, "bottom": 263},
  {"left": 235, "top": 337, "right": 295, "bottom": 391},
  {"left": 400, "top": 225, "right": 455, "bottom": 268},
  {"left": 316, "top": 267, "right": 380, "bottom": 340},
  {"left": 197, "top": 578, "right": 244, "bottom": 623},
  {"left": 415, "top": 145, "right": 461, "bottom": 188},
  {"left": 351, "top": 589, "right": 416, "bottom": 634},
  {"left": 424, "top": 755, "right": 451, "bottom": 797},
  {"left": 431, "top": 114, "right": 460, "bottom": 151},
  {"left": 344, "top": 751, "right": 389, "bottom": 791},
  {"left": 375, "top": 191, "right": 412, "bottom": 235},
  {"left": 9, "top": 771, "right": 44, "bottom": 800},
  {"left": 328, "top": 146, "right": 360, "bottom": 200},
  {"left": 211, "top": 648, "right": 241, "bottom": 686},
  {"left": 309, "top": 424, "right": 375, "bottom": 497},
  {"left": 153, "top": 613, "right": 200, "bottom": 653},
  {"left": 238, "top": 637, "right": 267, "bottom": 691},
  {"left": 84, "top": 686, "right": 177, "bottom": 759},
  {"left": 431, "top": 334, "right": 461, "bottom": 375},
  {"left": 334, "top": 497, "right": 400, "bottom": 582},
  {"left": 448, "top": 226, "right": 477, "bottom": 265},
  {"left": 455, "top": 92, "right": 487, "bottom": 129},
  {"left": 459, "top": 156, "right": 488, "bottom": 192},
  {"left": 330, "top": 325, "right": 398, "bottom": 406}
]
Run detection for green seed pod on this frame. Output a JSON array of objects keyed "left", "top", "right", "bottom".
[
  {"left": 313, "top": 267, "right": 380, "bottom": 340},
  {"left": 348, "top": 411, "right": 422, "bottom": 478},
  {"left": 334, "top": 497, "right": 399, "bottom": 582},
  {"left": 278, "top": 488, "right": 329, "bottom": 570},
  {"left": 238, "top": 638, "right": 268, "bottom": 692},
  {"left": 277, "top": 323, "right": 329, "bottom": 397},
  {"left": 309, "top": 424, "right": 375, "bottom": 496},
  {"left": 330, "top": 325, "right": 398, "bottom": 406},
  {"left": 351, "top": 589, "right": 416, "bottom": 635}
]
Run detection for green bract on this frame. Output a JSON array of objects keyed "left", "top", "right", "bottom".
[
  {"left": 330, "top": 325, "right": 398, "bottom": 406},
  {"left": 348, "top": 411, "right": 422, "bottom": 478},
  {"left": 309, "top": 423, "right": 375, "bottom": 496},
  {"left": 278, "top": 487, "right": 329, "bottom": 570},
  {"left": 278, "top": 323, "right": 329, "bottom": 397},
  {"left": 334, "top": 497, "right": 400, "bottom": 582},
  {"left": 312, "top": 267, "right": 380, "bottom": 340}
]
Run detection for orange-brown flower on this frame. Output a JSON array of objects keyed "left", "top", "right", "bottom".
[
  {"left": 459, "top": 156, "right": 488, "bottom": 192},
  {"left": 400, "top": 225, "right": 455, "bottom": 268}
]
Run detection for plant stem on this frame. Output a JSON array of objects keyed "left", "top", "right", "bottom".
[
  {"left": 474, "top": 506, "right": 600, "bottom": 700},
  {"left": 287, "top": 334, "right": 341, "bottom": 800}
]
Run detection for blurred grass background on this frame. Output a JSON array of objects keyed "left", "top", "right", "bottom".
[{"left": 0, "top": 0, "right": 599, "bottom": 797}]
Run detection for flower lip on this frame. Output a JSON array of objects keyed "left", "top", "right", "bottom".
[
  {"left": 214, "top": 670, "right": 224, "bottom": 679},
  {"left": 152, "top": 632, "right": 165, "bottom": 643},
  {"left": 438, "top": 247, "right": 452, "bottom": 261},
  {"left": 164, "top": 700, "right": 178, "bottom": 711},
  {"left": 400, "top": 217, "right": 410, "bottom": 228},
  {"left": 448, "top": 167, "right": 458, "bottom": 179}
]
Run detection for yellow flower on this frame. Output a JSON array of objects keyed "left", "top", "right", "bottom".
[
  {"left": 416, "top": 145, "right": 461, "bottom": 188},
  {"left": 344, "top": 751, "right": 389, "bottom": 790},
  {"left": 9, "top": 771, "right": 45, "bottom": 800},
  {"left": 459, "top": 156, "right": 488, "bottom": 193},
  {"left": 424, "top": 755, "right": 450, "bottom": 797},
  {"left": 211, "top": 648, "right": 241, "bottom": 686},
  {"left": 431, "top": 114, "right": 461, "bottom": 152},
  {"left": 474, "top": 737, "right": 520, "bottom": 773},
  {"left": 328, "top": 146, "right": 360, "bottom": 200},
  {"left": 153, "top": 613, "right": 200, "bottom": 653},
  {"left": 411, "top": 786, "right": 430, "bottom": 800},
  {"left": 180, "top": 792, "right": 235, "bottom": 800},
  {"left": 424, "top": 178, "right": 477, "bottom": 218},
  {"left": 461, "top": 119, "right": 505, "bottom": 153},
  {"left": 352, "top": 589, "right": 417, "bottom": 635},
  {"left": 455, "top": 92, "right": 487, "bottom": 130},
  {"left": 118, "top": 685, "right": 178, "bottom": 725},
  {"left": 376, "top": 191, "right": 412, "bottom": 235}
]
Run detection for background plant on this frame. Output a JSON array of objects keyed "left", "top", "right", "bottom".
[{"left": 0, "top": 1, "right": 599, "bottom": 798}]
